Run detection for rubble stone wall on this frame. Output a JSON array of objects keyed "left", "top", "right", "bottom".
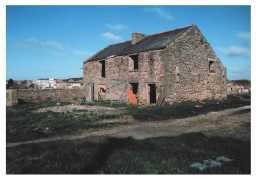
[
  {"left": 160, "top": 26, "right": 227, "bottom": 103},
  {"left": 16, "top": 89, "right": 87, "bottom": 103},
  {"left": 83, "top": 50, "right": 164, "bottom": 104},
  {"left": 6, "top": 89, "right": 18, "bottom": 106}
]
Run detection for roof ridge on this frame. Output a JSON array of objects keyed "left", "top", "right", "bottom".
[
  {"left": 107, "top": 25, "right": 193, "bottom": 47},
  {"left": 143, "top": 25, "right": 193, "bottom": 39}
]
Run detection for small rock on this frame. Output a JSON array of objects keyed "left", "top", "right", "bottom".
[
  {"left": 190, "top": 162, "right": 207, "bottom": 171},
  {"left": 195, "top": 105, "right": 202, "bottom": 108},
  {"left": 216, "top": 156, "right": 233, "bottom": 162},
  {"left": 203, "top": 159, "right": 222, "bottom": 168}
]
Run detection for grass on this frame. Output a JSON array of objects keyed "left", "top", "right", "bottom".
[
  {"left": 6, "top": 132, "right": 250, "bottom": 174},
  {"left": 80, "top": 99, "right": 128, "bottom": 108},
  {"left": 127, "top": 95, "right": 251, "bottom": 121},
  {"left": 7, "top": 95, "right": 251, "bottom": 142},
  {"left": 7, "top": 101, "right": 126, "bottom": 142},
  {"left": 6, "top": 95, "right": 251, "bottom": 174}
]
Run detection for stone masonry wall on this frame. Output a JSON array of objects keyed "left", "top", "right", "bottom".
[
  {"left": 160, "top": 26, "right": 227, "bottom": 103},
  {"left": 83, "top": 50, "right": 164, "bottom": 104},
  {"left": 6, "top": 89, "right": 18, "bottom": 106},
  {"left": 16, "top": 89, "right": 87, "bottom": 103},
  {"left": 83, "top": 26, "right": 227, "bottom": 105}
]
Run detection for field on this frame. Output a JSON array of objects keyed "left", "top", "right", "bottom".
[{"left": 6, "top": 95, "right": 251, "bottom": 174}]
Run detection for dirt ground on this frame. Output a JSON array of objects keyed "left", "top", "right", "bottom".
[
  {"left": 7, "top": 105, "right": 250, "bottom": 147},
  {"left": 6, "top": 104, "right": 251, "bottom": 174},
  {"left": 111, "top": 105, "right": 250, "bottom": 141},
  {"left": 34, "top": 104, "right": 126, "bottom": 115}
]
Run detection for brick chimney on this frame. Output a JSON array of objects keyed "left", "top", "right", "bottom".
[{"left": 131, "top": 32, "right": 145, "bottom": 44}]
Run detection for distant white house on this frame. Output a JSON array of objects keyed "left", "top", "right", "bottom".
[
  {"left": 56, "top": 79, "right": 82, "bottom": 89},
  {"left": 33, "top": 78, "right": 57, "bottom": 89}
]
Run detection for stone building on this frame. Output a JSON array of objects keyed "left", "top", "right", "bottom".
[{"left": 83, "top": 25, "right": 227, "bottom": 105}]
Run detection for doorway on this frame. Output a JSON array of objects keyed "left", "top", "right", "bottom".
[
  {"left": 128, "top": 83, "right": 138, "bottom": 105},
  {"left": 148, "top": 84, "right": 156, "bottom": 104},
  {"left": 91, "top": 83, "right": 94, "bottom": 101}
]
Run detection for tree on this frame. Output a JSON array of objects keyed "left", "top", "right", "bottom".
[{"left": 7, "top": 79, "right": 14, "bottom": 89}]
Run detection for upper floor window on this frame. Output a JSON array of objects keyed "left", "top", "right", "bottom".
[
  {"left": 209, "top": 61, "right": 215, "bottom": 73},
  {"left": 130, "top": 54, "right": 139, "bottom": 71},
  {"left": 208, "top": 58, "right": 217, "bottom": 73},
  {"left": 100, "top": 60, "right": 106, "bottom": 77}
]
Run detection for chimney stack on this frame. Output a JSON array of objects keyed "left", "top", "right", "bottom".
[{"left": 131, "top": 32, "right": 145, "bottom": 44}]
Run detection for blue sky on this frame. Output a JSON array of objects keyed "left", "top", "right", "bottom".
[{"left": 7, "top": 5, "right": 250, "bottom": 80}]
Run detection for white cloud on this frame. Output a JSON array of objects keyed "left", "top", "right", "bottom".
[
  {"left": 21, "top": 38, "right": 65, "bottom": 51},
  {"left": 237, "top": 32, "right": 251, "bottom": 40},
  {"left": 105, "top": 24, "right": 128, "bottom": 31},
  {"left": 219, "top": 46, "right": 250, "bottom": 58},
  {"left": 41, "top": 40, "right": 64, "bottom": 51},
  {"left": 72, "top": 49, "right": 92, "bottom": 57},
  {"left": 16, "top": 38, "right": 94, "bottom": 59},
  {"left": 101, "top": 32, "right": 122, "bottom": 41},
  {"left": 144, "top": 7, "right": 175, "bottom": 21}
]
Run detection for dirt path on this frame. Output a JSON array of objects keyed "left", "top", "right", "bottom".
[
  {"left": 6, "top": 105, "right": 250, "bottom": 148},
  {"left": 34, "top": 104, "right": 125, "bottom": 115}
]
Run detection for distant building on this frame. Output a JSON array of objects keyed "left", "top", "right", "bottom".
[
  {"left": 33, "top": 78, "right": 57, "bottom": 89},
  {"left": 227, "top": 80, "right": 250, "bottom": 95},
  {"left": 56, "top": 79, "right": 83, "bottom": 89}
]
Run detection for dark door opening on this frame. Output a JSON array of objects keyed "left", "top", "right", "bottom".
[
  {"left": 149, "top": 84, "right": 156, "bottom": 104},
  {"left": 91, "top": 83, "right": 94, "bottom": 101},
  {"left": 130, "top": 83, "right": 138, "bottom": 95},
  {"left": 128, "top": 83, "right": 138, "bottom": 105}
]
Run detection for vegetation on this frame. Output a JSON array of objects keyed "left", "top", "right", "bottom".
[
  {"left": 6, "top": 95, "right": 251, "bottom": 174},
  {"left": 80, "top": 99, "right": 128, "bottom": 108},
  {"left": 6, "top": 132, "right": 250, "bottom": 174},
  {"left": 7, "top": 100, "right": 126, "bottom": 142},
  {"left": 7, "top": 95, "right": 250, "bottom": 142},
  {"left": 127, "top": 95, "right": 250, "bottom": 121}
]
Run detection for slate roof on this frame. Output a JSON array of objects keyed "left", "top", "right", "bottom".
[{"left": 86, "top": 25, "right": 192, "bottom": 62}]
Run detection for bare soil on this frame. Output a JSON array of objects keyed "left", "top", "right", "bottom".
[
  {"left": 7, "top": 105, "right": 250, "bottom": 147},
  {"left": 34, "top": 104, "right": 125, "bottom": 115}
]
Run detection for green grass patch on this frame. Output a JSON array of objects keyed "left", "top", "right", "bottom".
[
  {"left": 80, "top": 99, "right": 128, "bottom": 108},
  {"left": 6, "top": 132, "right": 250, "bottom": 174},
  {"left": 7, "top": 105, "right": 125, "bottom": 142},
  {"left": 127, "top": 95, "right": 250, "bottom": 121}
]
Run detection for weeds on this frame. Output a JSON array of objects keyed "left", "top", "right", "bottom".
[
  {"left": 7, "top": 106, "right": 125, "bottom": 142},
  {"left": 127, "top": 95, "right": 250, "bottom": 121},
  {"left": 6, "top": 132, "right": 250, "bottom": 174},
  {"left": 80, "top": 99, "right": 128, "bottom": 108}
]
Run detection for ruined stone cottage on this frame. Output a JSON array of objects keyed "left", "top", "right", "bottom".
[{"left": 83, "top": 25, "right": 227, "bottom": 105}]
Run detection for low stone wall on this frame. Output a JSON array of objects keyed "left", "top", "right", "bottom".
[
  {"left": 16, "top": 89, "right": 87, "bottom": 104},
  {"left": 6, "top": 89, "right": 18, "bottom": 106}
]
